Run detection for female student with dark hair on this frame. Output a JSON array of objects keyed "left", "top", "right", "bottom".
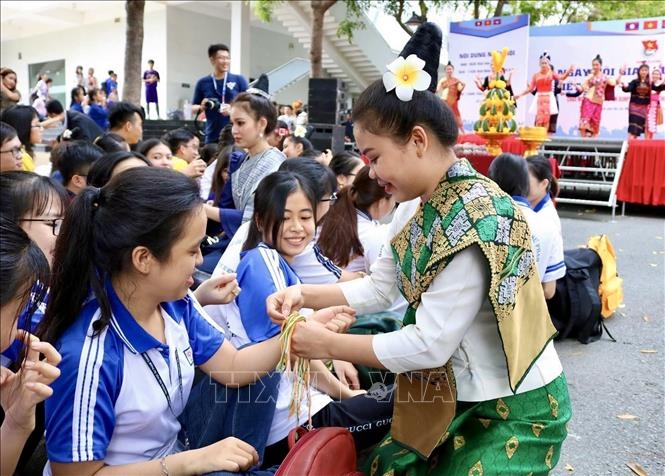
[
  {"left": 317, "top": 166, "right": 395, "bottom": 273},
  {"left": 267, "top": 23, "right": 570, "bottom": 475},
  {"left": 1, "top": 121, "right": 23, "bottom": 172},
  {"left": 40, "top": 167, "right": 353, "bottom": 475},
  {"left": 620, "top": 63, "right": 665, "bottom": 139},
  {"left": 87, "top": 151, "right": 151, "bottom": 187},
  {"left": 281, "top": 135, "right": 313, "bottom": 159},
  {"left": 526, "top": 154, "right": 562, "bottom": 234},
  {"left": 0, "top": 218, "right": 61, "bottom": 476},
  {"left": 202, "top": 83, "right": 286, "bottom": 251},
  {"left": 327, "top": 151, "right": 364, "bottom": 190},
  {"left": 229, "top": 171, "right": 392, "bottom": 467},
  {"left": 0, "top": 105, "right": 43, "bottom": 172}
]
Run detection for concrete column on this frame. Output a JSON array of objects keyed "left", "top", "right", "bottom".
[{"left": 230, "top": 1, "right": 251, "bottom": 78}]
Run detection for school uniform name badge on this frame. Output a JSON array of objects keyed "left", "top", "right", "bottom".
[
  {"left": 183, "top": 346, "right": 194, "bottom": 366},
  {"left": 227, "top": 82, "right": 236, "bottom": 90}
]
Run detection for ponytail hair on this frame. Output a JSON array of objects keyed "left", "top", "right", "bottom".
[
  {"left": 317, "top": 166, "right": 390, "bottom": 267},
  {"left": 526, "top": 154, "right": 559, "bottom": 198},
  {"left": 41, "top": 167, "right": 202, "bottom": 344}
]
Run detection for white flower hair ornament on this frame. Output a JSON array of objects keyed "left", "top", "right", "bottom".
[
  {"left": 383, "top": 54, "right": 432, "bottom": 102},
  {"left": 293, "top": 125, "right": 307, "bottom": 138}
]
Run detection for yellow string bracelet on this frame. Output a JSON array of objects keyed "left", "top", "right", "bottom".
[{"left": 277, "top": 311, "right": 312, "bottom": 428}]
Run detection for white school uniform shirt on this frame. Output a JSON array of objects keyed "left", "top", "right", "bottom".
[
  {"left": 338, "top": 199, "right": 563, "bottom": 403},
  {"left": 533, "top": 194, "right": 562, "bottom": 235},
  {"left": 514, "top": 196, "right": 566, "bottom": 283},
  {"left": 44, "top": 286, "right": 224, "bottom": 471}
]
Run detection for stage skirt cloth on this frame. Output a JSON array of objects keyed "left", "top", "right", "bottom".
[
  {"left": 579, "top": 98, "right": 603, "bottom": 136},
  {"left": 364, "top": 373, "right": 571, "bottom": 476},
  {"left": 628, "top": 102, "right": 649, "bottom": 137},
  {"left": 530, "top": 92, "right": 558, "bottom": 128}
]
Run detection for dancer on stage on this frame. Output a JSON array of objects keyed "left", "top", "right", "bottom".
[
  {"left": 436, "top": 61, "right": 465, "bottom": 133},
  {"left": 646, "top": 68, "right": 663, "bottom": 139},
  {"left": 621, "top": 64, "right": 665, "bottom": 139},
  {"left": 578, "top": 54, "right": 621, "bottom": 137},
  {"left": 515, "top": 52, "right": 574, "bottom": 131}
]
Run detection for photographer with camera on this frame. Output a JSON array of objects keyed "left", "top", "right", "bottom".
[{"left": 192, "top": 44, "right": 248, "bottom": 145}]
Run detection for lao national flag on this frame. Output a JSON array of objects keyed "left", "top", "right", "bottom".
[
  {"left": 475, "top": 20, "right": 482, "bottom": 27},
  {"left": 625, "top": 21, "right": 639, "bottom": 31},
  {"left": 643, "top": 20, "right": 657, "bottom": 30},
  {"left": 493, "top": 19, "right": 501, "bottom": 25}
]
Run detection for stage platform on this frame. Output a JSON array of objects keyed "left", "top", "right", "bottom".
[{"left": 456, "top": 134, "right": 665, "bottom": 208}]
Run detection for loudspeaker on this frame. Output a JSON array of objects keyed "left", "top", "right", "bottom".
[
  {"left": 308, "top": 123, "right": 346, "bottom": 154},
  {"left": 308, "top": 78, "right": 345, "bottom": 125}
]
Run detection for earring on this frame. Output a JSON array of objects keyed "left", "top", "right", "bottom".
[{"left": 259, "top": 132, "right": 264, "bottom": 138}]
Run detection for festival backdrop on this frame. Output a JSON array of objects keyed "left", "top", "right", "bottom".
[
  {"left": 448, "top": 14, "right": 530, "bottom": 133},
  {"left": 529, "top": 17, "right": 665, "bottom": 138},
  {"left": 449, "top": 16, "right": 665, "bottom": 139}
]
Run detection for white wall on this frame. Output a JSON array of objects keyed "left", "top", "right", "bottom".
[
  {"left": 1, "top": 5, "right": 167, "bottom": 110},
  {"left": 164, "top": 5, "right": 311, "bottom": 111},
  {"left": 1, "top": 3, "right": 310, "bottom": 114}
]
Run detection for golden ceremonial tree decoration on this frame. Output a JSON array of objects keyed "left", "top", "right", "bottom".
[{"left": 474, "top": 47, "right": 516, "bottom": 155}]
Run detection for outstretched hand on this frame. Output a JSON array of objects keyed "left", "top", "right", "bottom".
[
  {"left": 310, "top": 305, "right": 356, "bottom": 333},
  {"left": 267, "top": 285, "right": 305, "bottom": 325},
  {"left": 193, "top": 273, "right": 240, "bottom": 306}
]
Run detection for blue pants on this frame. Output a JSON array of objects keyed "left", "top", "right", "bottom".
[{"left": 179, "top": 371, "right": 281, "bottom": 475}]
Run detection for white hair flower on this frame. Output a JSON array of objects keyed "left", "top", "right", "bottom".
[
  {"left": 382, "top": 54, "right": 431, "bottom": 102},
  {"left": 294, "top": 125, "right": 307, "bottom": 138}
]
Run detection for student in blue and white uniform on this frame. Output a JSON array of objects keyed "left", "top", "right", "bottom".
[
  {"left": 39, "top": 168, "right": 355, "bottom": 476},
  {"left": 0, "top": 218, "right": 61, "bottom": 476},
  {"left": 227, "top": 171, "right": 394, "bottom": 468},
  {"left": 0, "top": 171, "right": 68, "bottom": 367},
  {"left": 527, "top": 154, "right": 563, "bottom": 234},
  {"left": 490, "top": 153, "right": 566, "bottom": 299}
]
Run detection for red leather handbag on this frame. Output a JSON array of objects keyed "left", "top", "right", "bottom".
[{"left": 275, "top": 427, "right": 363, "bottom": 476}]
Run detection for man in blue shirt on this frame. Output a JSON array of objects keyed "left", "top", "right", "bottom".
[{"left": 192, "top": 44, "right": 248, "bottom": 145}]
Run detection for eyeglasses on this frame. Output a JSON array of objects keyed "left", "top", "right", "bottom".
[
  {"left": 19, "top": 218, "right": 64, "bottom": 236},
  {"left": 0, "top": 146, "right": 22, "bottom": 157},
  {"left": 320, "top": 192, "right": 337, "bottom": 204}
]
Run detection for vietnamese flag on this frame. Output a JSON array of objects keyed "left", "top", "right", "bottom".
[
  {"left": 625, "top": 21, "right": 639, "bottom": 31},
  {"left": 643, "top": 20, "right": 657, "bottom": 30},
  {"left": 484, "top": 19, "right": 492, "bottom": 25}
]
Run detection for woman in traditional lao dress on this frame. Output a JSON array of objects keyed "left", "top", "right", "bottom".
[
  {"left": 578, "top": 54, "right": 621, "bottom": 137},
  {"left": 436, "top": 61, "right": 465, "bottom": 133},
  {"left": 516, "top": 53, "right": 573, "bottom": 130}
]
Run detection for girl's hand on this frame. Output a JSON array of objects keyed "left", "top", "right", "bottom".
[
  {"left": 195, "top": 437, "right": 259, "bottom": 473},
  {"left": 1, "top": 333, "right": 61, "bottom": 433},
  {"left": 310, "top": 305, "right": 356, "bottom": 333},
  {"left": 193, "top": 273, "right": 240, "bottom": 306},
  {"left": 183, "top": 158, "right": 207, "bottom": 178},
  {"left": 332, "top": 360, "right": 360, "bottom": 390},
  {"left": 266, "top": 286, "right": 305, "bottom": 324},
  {"left": 290, "top": 320, "right": 333, "bottom": 359}
]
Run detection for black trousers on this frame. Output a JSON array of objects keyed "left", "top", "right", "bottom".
[{"left": 262, "top": 384, "right": 394, "bottom": 468}]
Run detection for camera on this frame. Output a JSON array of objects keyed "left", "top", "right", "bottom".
[{"left": 204, "top": 98, "right": 220, "bottom": 111}]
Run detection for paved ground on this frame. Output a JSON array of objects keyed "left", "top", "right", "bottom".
[{"left": 551, "top": 203, "right": 664, "bottom": 476}]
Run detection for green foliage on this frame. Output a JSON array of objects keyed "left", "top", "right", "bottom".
[{"left": 253, "top": 0, "right": 281, "bottom": 22}]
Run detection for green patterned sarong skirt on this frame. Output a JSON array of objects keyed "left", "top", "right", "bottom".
[{"left": 364, "top": 373, "right": 571, "bottom": 476}]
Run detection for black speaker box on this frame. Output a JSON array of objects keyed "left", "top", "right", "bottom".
[
  {"left": 308, "top": 123, "right": 346, "bottom": 154},
  {"left": 308, "top": 78, "right": 343, "bottom": 125}
]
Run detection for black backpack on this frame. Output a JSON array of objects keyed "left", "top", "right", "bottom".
[{"left": 547, "top": 248, "right": 616, "bottom": 344}]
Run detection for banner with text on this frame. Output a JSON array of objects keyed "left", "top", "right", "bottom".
[
  {"left": 529, "top": 18, "right": 665, "bottom": 138},
  {"left": 448, "top": 14, "right": 530, "bottom": 133}
]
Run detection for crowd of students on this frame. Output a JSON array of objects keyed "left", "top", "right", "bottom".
[{"left": 1, "top": 24, "right": 574, "bottom": 475}]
